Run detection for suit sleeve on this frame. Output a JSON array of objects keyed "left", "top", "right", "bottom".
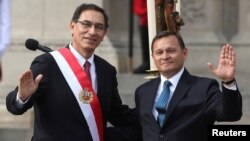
[
  {"left": 220, "top": 82, "right": 242, "bottom": 120},
  {"left": 205, "top": 79, "right": 242, "bottom": 122},
  {"left": 105, "top": 68, "right": 142, "bottom": 141}
]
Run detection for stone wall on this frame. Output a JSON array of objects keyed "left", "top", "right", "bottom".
[{"left": 1, "top": 0, "right": 249, "bottom": 137}]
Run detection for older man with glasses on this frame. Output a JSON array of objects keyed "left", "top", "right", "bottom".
[{"left": 6, "top": 3, "right": 140, "bottom": 141}]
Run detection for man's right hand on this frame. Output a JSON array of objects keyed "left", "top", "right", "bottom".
[{"left": 18, "top": 69, "right": 43, "bottom": 101}]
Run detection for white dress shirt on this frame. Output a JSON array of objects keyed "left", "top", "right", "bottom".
[{"left": 153, "top": 67, "right": 184, "bottom": 120}]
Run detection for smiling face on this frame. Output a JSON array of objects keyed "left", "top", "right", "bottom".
[
  {"left": 70, "top": 10, "right": 106, "bottom": 59},
  {"left": 152, "top": 35, "right": 188, "bottom": 78}
]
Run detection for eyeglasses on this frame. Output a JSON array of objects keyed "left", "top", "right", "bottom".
[{"left": 76, "top": 20, "right": 105, "bottom": 32}]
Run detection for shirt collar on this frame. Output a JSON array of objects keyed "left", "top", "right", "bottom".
[
  {"left": 160, "top": 67, "right": 184, "bottom": 88},
  {"left": 69, "top": 43, "right": 94, "bottom": 66}
]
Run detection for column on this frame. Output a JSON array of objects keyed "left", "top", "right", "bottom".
[
  {"left": 147, "top": 0, "right": 157, "bottom": 70},
  {"left": 231, "top": 0, "right": 250, "bottom": 44},
  {"left": 180, "top": 0, "right": 222, "bottom": 44}
]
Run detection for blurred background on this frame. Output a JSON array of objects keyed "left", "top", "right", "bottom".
[{"left": 0, "top": 0, "right": 250, "bottom": 140}]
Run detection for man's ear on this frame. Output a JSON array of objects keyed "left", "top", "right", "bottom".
[
  {"left": 183, "top": 48, "right": 188, "bottom": 59},
  {"left": 70, "top": 21, "right": 75, "bottom": 36}
]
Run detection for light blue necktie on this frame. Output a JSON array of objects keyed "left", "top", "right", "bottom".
[{"left": 155, "top": 80, "right": 172, "bottom": 127}]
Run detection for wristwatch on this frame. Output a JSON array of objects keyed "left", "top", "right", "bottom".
[{"left": 222, "top": 78, "right": 235, "bottom": 85}]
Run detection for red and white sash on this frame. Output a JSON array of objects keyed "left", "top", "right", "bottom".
[{"left": 50, "top": 48, "right": 103, "bottom": 141}]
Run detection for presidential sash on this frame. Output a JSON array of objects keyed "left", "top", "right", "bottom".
[{"left": 50, "top": 48, "right": 103, "bottom": 141}]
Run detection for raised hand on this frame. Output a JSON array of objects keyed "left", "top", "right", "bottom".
[
  {"left": 18, "top": 69, "right": 43, "bottom": 101},
  {"left": 207, "top": 44, "right": 236, "bottom": 82}
]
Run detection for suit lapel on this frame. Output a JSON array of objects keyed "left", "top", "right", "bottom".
[
  {"left": 162, "top": 69, "right": 193, "bottom": 128},
  {"left": 145, "top": 78, "right": 162, "bottom": 128},
  {"left": 93, "top": 56, "right": 104, "bottom": 99},
  {"left": 94, "top": 56, "right": 108, "bottom": 118}
]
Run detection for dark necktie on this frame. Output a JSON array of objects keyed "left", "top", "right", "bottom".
[
  {"left": 84, "top": 60, "right": 92, "bottom": 83},
  {"left": 155, "top": 80, "right": 172, "bottom": 127}
]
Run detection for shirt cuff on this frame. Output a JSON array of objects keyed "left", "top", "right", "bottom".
[
  {"left": 15, "top": 91, "right": 30, "bottom": 108},
  {"left": 222, "top": 81, "right": 237, "bottom": 91}
]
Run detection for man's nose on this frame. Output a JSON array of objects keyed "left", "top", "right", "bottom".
[
  {"left": 163, "top": 51, "right": 170, "bottom": 58},
  {"left": 88, "top": 25, "right": 97, "bottom": 34}
]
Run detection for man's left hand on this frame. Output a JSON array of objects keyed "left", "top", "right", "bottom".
[{"left": 207, "top": 44, "right": 236, "bottom": 81}]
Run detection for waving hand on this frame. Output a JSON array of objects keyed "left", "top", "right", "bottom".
[{"left": 207, "top": 44, "right": 236, "bottom": 82}]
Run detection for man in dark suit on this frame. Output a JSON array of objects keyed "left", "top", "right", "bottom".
[
  {"left": 6, "top": 3, "right": 138, "bottom": 141},
  {"left": 135, "top": 31, "right": 242, "bottom": 141}
]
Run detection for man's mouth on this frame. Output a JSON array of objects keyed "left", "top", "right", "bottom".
[{"left": 85, "top": 37, "right": 96, "bottom": 44}]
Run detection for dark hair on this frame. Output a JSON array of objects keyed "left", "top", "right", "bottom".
[
  {"left": 151, "top": 31, "right": 185, "bottom": 51},
  {"left": 71, "top": 3, "right": 109, "bottom": 30}
]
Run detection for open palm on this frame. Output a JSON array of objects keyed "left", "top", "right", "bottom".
[
  {"left": 18, "top": 70, "right": 43, "bottom": 101},
  {"left": 207, "top": 44, "right": 236, "bottom": 81}
]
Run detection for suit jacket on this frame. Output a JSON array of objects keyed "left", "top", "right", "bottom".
[
  {"left": 135, "top": 69, "right": 242, "bottom": 141},
  {"left": 6, "top": 47, "right": 137, "bottom": 141}
]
